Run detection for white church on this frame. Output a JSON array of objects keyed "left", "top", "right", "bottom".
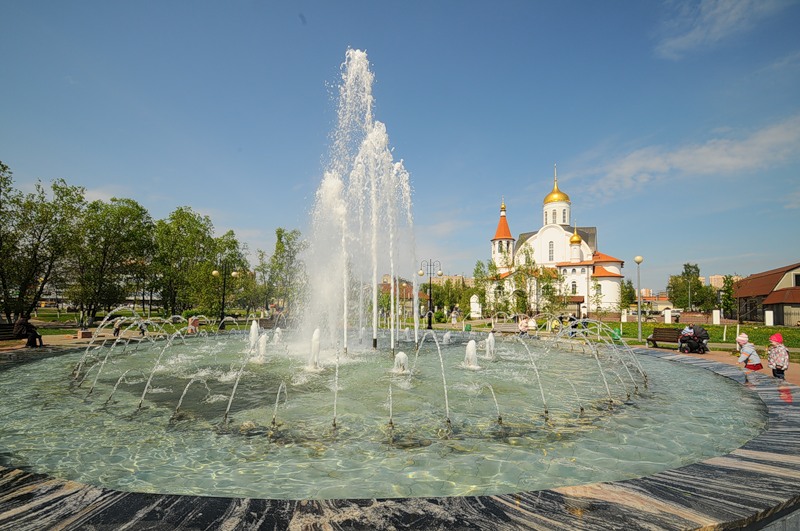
[{"left": 487, "top": 166, "right": 624, "bottom": 317}]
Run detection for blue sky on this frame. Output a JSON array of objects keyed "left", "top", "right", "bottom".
[{"left": 2, "top": 0, "right": 799, "bottom": 292}]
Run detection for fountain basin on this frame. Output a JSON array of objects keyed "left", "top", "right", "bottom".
[{"left": 1, "top": 342, "right": 799, "bottom": 529}]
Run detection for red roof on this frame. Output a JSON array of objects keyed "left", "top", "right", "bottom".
[
  {"left": 763, "top": 287, "right": 800, "bottom": 305},
  {"left": 492, "top": 213, "right": 513, "bottom": 241},
  {"left": 735, "top": 262, "right": 800, "bottom": 298},
  {"left": 592, "top": 251, "right": 624, "bottom": 264},
  {"left": 555, "top": 252, "right": 623, "bottom": 268},
  {"left": 592, "top": 265, "right": 623, "bottom": 278}
]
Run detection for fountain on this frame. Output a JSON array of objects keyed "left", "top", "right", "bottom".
[{"left": 0, "top": 49, "right": 796, "bottom": 529}]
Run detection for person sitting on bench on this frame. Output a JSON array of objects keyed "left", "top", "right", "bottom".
[
  {"left": 13, "top": 316, "right": 43, "bottom": 348},
  {"left": 678, "top": 325, "right": 699, "bottom": 353}
]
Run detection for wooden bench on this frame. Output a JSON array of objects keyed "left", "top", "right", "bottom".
[
  {"left": 0, "top": 323, "right": 19, "bottom": 341},
  {"left": 646, "top": 327, "right": 682, "bottom": 348}
]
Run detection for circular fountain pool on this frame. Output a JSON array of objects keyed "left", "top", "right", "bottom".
[{"left": 0, "top": 328, "right": 766, "bottom": 501}]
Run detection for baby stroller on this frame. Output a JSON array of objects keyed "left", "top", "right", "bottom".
[
  {"left": 679, "top": 325, "right": 710, "bottom": 354},
  {"left": 679, "top": 333, "right": 701, "bottom": 353},
  {"left": 693, "top": 325, "right": 710, "bottom": 353}
]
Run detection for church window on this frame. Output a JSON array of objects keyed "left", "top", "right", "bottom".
[
  {"left": 562, "top": 209, "right": 566, "bottom": 223},
  {"left": 596, "top": 284, "right": 602, "bottom": 294},
  {"left": 544, "top": 212, "right": 547, "bottom": 225},
  {"left": 548, "top": 241, "right": 554, "bottom": 261},
  {"left": 552, "top": 209, "right": 556, "bottom": 224},
  {"left": 581, "top": 268, "right": 585, "bottom": 274},
  {"left": 571, "top": 281, "right": 577, "bottom": 294},
  {"left": 571, "top": 268, "right": 576, "bottom": 274}
]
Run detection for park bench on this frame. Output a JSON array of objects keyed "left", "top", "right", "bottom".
[
  {"left": 493, "top": 323, "right": 519, "bottom": 334},
  {"left": 646, "top": 327, "right": 682, "bottom": 349},
  {"left": 0, "top": 323, "right": 19, "bottom": 341}
]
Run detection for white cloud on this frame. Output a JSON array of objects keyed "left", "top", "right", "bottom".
[
  {"left": 84, "top": 185, "right": 131, "bottom": 203},
  {"left": 588, "top": 114, "right": 800, "bottom": 199},
  {"left": 783, "top": 187, "right": 800, "bottom": 209},
  {"left": 655, "top": 0, "right": 788, "bottom": 60},
  {"left": 762, "top": 50, "right": 800, "bottom": 72}
]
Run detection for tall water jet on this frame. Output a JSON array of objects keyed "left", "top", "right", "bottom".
[{"left": 304, "top": 49, "right": 416, "bottom": 353}]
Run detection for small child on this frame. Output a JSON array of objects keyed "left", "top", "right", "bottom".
[
  {"left": 767, "top": 333, "right": 790, "bottom": 380},
  {"left": 737, "top": 333, "right": 763, "bottom": 374}
]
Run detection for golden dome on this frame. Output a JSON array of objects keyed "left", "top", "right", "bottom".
[
  {"left": 543, "top": 164, "right": 570, "bottom": 204},
  {"left": 569, "top": 225, "right": 582, "bottom": 244}
]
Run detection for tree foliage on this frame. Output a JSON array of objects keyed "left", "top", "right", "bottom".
[
  {"left": 720, "top": 275, "right": 737, "bottom": 318},
  {"left": 264, "top": 228, "right": 307, "bottom": 316},
  {"left": 619, "top": 279, "right": 637, "bottom": 310},
  {"left": 666, "top": 263, "right": 716, "bottom": 311},
  {"left": 64, "top": 198, "right": 154, "bottom": 322},
  {"left": 152, "top": 207, "right": 217, "bottom": 317},
  {"left": 0, "top": 165, "right": 85, "bottom": 322}
]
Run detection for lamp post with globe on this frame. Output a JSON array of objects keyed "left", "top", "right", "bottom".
[
  {"left": 418, "top": 259, "right": 442, "bottom": 330},
  {"left": 634, "top": 255, "right": 644, "bottom": 342},
  {"left": 212, "top": 264, "right": 239, "bottom": 330}
]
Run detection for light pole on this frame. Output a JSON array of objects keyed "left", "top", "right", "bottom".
[
  {"left": 418, "top": 259, "right": 442, "bottom": 330},
  {"left": 688, "top": 279, "right": 692, "bottom": 312},
  {"left": 212, "top": 264, "right": 239, "bottom": 330},
  {"left": 634, "top": 255, "right": 644, "bottom": 342}
]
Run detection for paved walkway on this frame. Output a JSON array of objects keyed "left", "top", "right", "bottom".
[{"left": 660, "top": 346, "right": 800, "bottom": 386}]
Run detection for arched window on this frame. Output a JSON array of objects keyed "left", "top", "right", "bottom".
[
  {"left": 596, "top": 284, "right": 602, "bottom": 294},
  {"left": 581, "top": 268, "right": 585, "bottom": 274},
  {"left": 544, "top": 212, "right": 547, "bottom": 225},
  {"left": 548, "top": 241, "right": 554, "bottom": 261},
  {"left": 552, "top": 209, "right": 556, "bottom": 224},
  {"left": 571, "top": 268, "right": 576, "bottom": 274},
  {"left": 571, "top": 281, "right": 577, "bottom": 294},
  {"left": 562, "top": 209, "right": 566, "bottom": 224}
]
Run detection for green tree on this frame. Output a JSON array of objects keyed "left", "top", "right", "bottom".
[
  {"left": 0, "top": 168, "right": 85, "bottom": 322},
  {"left": 65, "top": 198, "right": 154, "bottom": 322},
  {"left": 471, "top": 260, "right": 489, "bottom": 309},
  {"left": 153, "top": 207, "right": 217, "bottom": 317},
  {"left": 667, "top": 263, "right": 716, "bottom": 311},
  {"left": 537, "top": 267, "right": 567, "bottom": 316},
  {"left": 619, "top": 279, "right": 637, "bottom": 310},
  {"left": 720, "top": 275, "right": 737, "bottom": 319},
  {"left": 207, "top": 230, "right": 250, "bottom": 319},
  {"left": 510, "top": 248, "right": 537, "bottom": 315},
  {"left": 590, "top": 278, "right": 606, "bottom": 319},
  {"left": 265, "top": 228, "right": 307, "bottom": 317}
]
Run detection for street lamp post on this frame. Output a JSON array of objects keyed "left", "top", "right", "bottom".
[
  {"left": 418, "top": 259, "right": 442, "bottom": 330},
  {"left": 212, "top": 264, "right": 239, "bottom": 330},
  {"left": 634, "top": 255, "right": 644, "bottom": 342}
]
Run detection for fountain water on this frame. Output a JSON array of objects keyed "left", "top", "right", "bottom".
[
  {"left": 304, "top": 49, "right": 417, "bottom": 354},
  {"left": 463, "top": 339, "right": 480, "bottom": 369},
  {"left": 0, "top": 323, "right": 766, "bottom": 501}
]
